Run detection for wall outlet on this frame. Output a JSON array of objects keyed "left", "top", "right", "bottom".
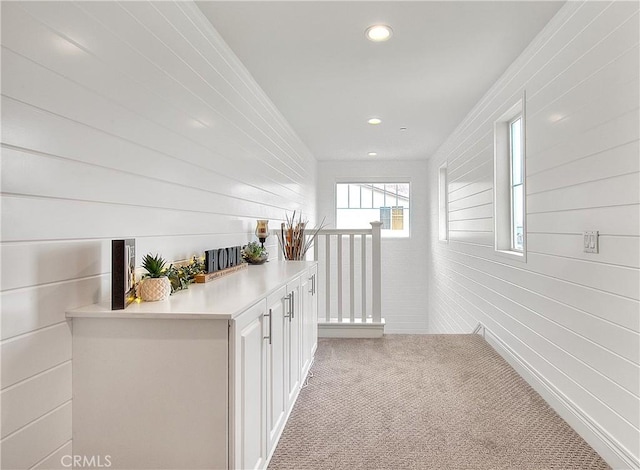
[{"left": 583, "top": 231, "right": 599, "bottom": 254}]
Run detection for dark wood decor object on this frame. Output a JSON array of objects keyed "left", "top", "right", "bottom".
[{"left": 112, "top": 239, "right": 136, "bottom": 310}]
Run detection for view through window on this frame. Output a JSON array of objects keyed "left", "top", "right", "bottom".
[
  {"left": 336, "top": 183, "right": 410, "bottom": 237},
  {"left": 493, "top": 93, "right": 526, "bottom": 260},
  {"left": 510, "top": 116, "right": 524, "bottom": 251}
]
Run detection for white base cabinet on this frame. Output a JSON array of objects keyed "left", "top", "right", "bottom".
[
  {"left": 72, "top": 318, "right": 230, "bottom": 469},
  {"left": 68, "top": 261, "right": 317, "bottom": 470},
  {"left": 233, "top": 300, "right": 268, "bottom": 470},
  {"left": 301, "top": 264, "right": 318, "bottom": 377},
  {"left": 266, "top": 286, "right": 287, "bottom": 455},
  {"left": 285, "top": 277, "right": 301, "bottom": 406}
]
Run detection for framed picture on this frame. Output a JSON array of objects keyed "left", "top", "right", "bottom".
[{"left": 112, "top": 239, "right": 136, "bottom": 310}]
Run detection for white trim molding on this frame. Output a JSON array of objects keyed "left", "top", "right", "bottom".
[
  {"left": 480, "top": 325, "right": 639, "bottom": 470},
  {"left": 493, "top": 91, "right": 527, "bottom": 263}
]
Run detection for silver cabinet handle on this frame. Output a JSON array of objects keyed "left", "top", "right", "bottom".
[
  {"left": 264, "top": 309, "right": 272, "bottom": 344},
  {"left": 283, "top": 294, "right": 291, "bottom": 318},
  {"left": 289, "top": 291, "right": 294, "bottom": 320}
]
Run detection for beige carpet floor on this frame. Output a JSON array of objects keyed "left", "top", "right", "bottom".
[{"left": 268, "top": 335, "right": 610, "bottom": 470}]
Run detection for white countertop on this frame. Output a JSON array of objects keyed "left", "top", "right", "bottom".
[{"left": 66, "top": 260, "right": 316, "bottom": 320}]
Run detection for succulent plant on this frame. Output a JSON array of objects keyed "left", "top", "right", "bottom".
[
  {"left": 242, "top": 242, "right": 268, "bottom": 264},
  {"left": 141, "top": 253, "right": 167, "bottom": 278}
]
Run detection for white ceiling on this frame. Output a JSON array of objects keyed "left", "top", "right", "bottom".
[{"left": 197, "top": 1, "right": 565, "bottom": 161}]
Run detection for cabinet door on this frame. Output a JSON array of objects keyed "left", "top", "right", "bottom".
[
  {"left": 266, "top": 287, "right": 286, "bottom": 454},
  {"left": 310, "top": 265, "right": 318, "bottom": 356},
  {"left": 284, "top": 278, "right": 301, "bottom": 407},
  {"left": 300, "top": 274, "right": 312, "bottom": 377},
  {"left": 305, "top": 265, "right": 318, "bottom": 368},
  {"left": 233, "top": 301, "right": 267, "bottom": 470}
]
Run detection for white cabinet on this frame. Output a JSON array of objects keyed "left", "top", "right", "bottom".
[
  {"left": 68, "top": 261, "right": 318, "bottom": 470},
  {"left": 265, "top": 287, "right": 286, "bottom": 453},
  {"left": 301, "top": 265, "right": 318, "bottom": 378},
  {"left": 262, "top": 270, "right": 317, "bottom": 463},
  {"left": 310, "top": 265, "right": 318, "bottom": 357},
  {"left": 232, "top": 300, "right": 268, "bottom": 470},
  {"left": 284, "top": 278, "right": 301, "bottom": 406},
  {"left": 72, "top": 318, "right": 230, "bottom": 470}
]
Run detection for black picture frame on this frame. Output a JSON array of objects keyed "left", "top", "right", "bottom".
[{"left": 112, "top": 239, "right": 136, "bottom": 310}]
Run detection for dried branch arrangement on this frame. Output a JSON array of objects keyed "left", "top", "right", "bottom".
[{"left": 277, "top": 211, "right": 326, "bottom": 260}]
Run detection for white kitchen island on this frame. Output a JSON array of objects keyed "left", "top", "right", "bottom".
[{"left": 67, "top": 260, "right": 318, "bottom": 470}]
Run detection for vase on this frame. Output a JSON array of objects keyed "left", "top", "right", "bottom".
[{"left": 138, "top": 277, "right": 171, "bottom": 301}]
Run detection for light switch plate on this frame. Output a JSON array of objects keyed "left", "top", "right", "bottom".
[{"left": 583, "top": 231, "right": 599, "bottom": 254}]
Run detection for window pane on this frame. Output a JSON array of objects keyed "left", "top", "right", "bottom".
[
  {"left": 438, "top": 166, "right": 448, "bottom": 241},
  {"left": 512, "top": 183, "right": 524, "bottom": 251},
  {"left": 396, "top": 184, "right": 410, "bottom": 207},
  {"left": 511, "top": 118, "right": 522, "bottom": 186},
  {"left": 385, "top": 184, "right": 398, "bottom": 206},
  {"left": 336, "top": 182, "right": 410, "bottom": 237},
  {"left": 360, "top": 185, "right": 373, "bottom": 209},
  {"left": 336, "top": 184, "right": 348, "bottom": 208},
  {"left": 373, "top": 185, "right": 385, "bottom": 208},
  {"left": 380, "top": 207, "right": 391, "bottom": 229},
  {"left": 349, "top": 184, "right": 361, "bottom": 208},
  {"left": 337, "top": 208, "right": 379, "bottom": 229},
  {"left": 511, "top": 116, "right": 524, "bottom": 252},
  {"left": 391, "top": 206, "right": 403, "bottom": 230}
]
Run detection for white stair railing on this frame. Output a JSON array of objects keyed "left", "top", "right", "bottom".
[{"left": 312, "top": 222, "right": 382, "bottom": 325}]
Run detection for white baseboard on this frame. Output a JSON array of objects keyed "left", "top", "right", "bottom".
[
  {"left": 318, "top": 318, "right": 385, "bottom": 338},
  {"left": 482, "top": 328, "right": 639, "bottom": 470}
]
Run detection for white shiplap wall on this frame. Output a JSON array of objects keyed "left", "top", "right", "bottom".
[
  {"left": 0, "top": 2, "right": 316, "bottom": 468},
  {"left": 426, "top": 2, "right": 639, "bottom": 468},
  {"left": 318, "top": 160, "right": 429, "bottom": 333}
]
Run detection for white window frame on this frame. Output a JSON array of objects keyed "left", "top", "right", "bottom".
[
  {"left": 493, "top": 92, "right": 527, "bottom": 262},
  {"left": 438, "top": 162, "right": 448, "bottom": 243},
  {"left": 334, "top": 178, "right": 412, "bottom": 238}
]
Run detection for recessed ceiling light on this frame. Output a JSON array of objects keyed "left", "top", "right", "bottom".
[
  {"left": 400, "top": 127, "right": 407, "bottom": 131},
  {"left": 190, "top": 119, "right": 207, "bottom": 128},
  {"left": 365, "top": 24, "right": 393, "bottom": 42},
  {"left": 368, "top": 152, "right": 378, "bottom": 157},
  {"left": 367, "top": 118, "right": 382, "bottom": 125},
  {"left": 54, "top": 36, "right": 84, "bottom": 55}
]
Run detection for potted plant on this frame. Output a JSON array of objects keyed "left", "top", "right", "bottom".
[
  {"left": 137, "top": 253, "right": 172, "bottom": 301},
  {"left": 242, "top": 241, "right": 269, "bottom": 265}
]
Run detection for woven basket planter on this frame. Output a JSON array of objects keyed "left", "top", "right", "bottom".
[{"left": 138, "top": 277, "right": 171, "bottom": 302}]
